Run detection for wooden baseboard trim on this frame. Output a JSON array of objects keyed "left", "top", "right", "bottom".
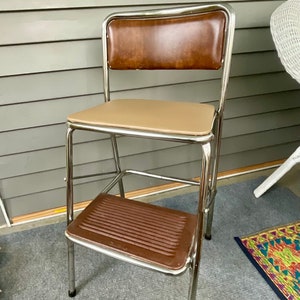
[{"left": 11, "top": 159, "right": 284, "bottom": 226}]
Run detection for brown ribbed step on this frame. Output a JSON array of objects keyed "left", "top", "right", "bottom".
[{"left": 66, "top": 193, "right": 197, "bottom": 271}]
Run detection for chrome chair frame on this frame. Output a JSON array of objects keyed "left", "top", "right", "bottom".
[{"left": 65, "top": 4, "right": 235, "bottom": 299}]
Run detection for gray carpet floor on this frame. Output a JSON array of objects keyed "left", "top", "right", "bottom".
[{"left": 1, "top": 176, "right": 300, "bottom": 300}]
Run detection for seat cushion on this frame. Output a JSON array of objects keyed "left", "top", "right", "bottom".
[
  {"left": 68, "top": 99, "right": 215, "bottom": 136},
  {"left": 66, "top": 193, "right": 197, "bottom": 271}
]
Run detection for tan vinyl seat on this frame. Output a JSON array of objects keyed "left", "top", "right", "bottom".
[
  {"left": 68, "top": 99, "right": 215, "bottom": 136},
  {"left": 65, "top": 4, "right": 235, "bottom": 299}
]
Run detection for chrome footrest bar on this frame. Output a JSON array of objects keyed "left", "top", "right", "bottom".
[
  {"left": 125, "top": 169, "right": 201, "bottom": 186},
  {"left": 72, "top": 171, "right": 117, "bottom": 181},
  {"left": 100, "top": 169, "right": 201, "bottom": 195}
]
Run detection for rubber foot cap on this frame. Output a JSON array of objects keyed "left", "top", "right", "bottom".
[
  {"left": 205, "top": 234, "right": 212, "bottom": 240},
  {"left": 68, "top": 290, "right": 76, "bottom": 297}
]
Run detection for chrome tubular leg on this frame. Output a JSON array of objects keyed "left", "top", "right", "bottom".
[
  {"left": 66, "top": 126, "right": 76, "bottom": 297},
  {"left": 188, "top": 142, "right": 212, "bottom": 300},
  {"left": 67, "top": 239, "right": 76, "bottom": 297},
  {"left": 110, "top": 134, "right": 125, "bottom": 197},
  {"left": 205, "top": 148, "right": 217, "bottom": 240},
  {"left": 204, "top": 199, "right": 215, "bottom": 240},
  {"left": 205, "top": 116, "right": 222, "bottom": 239},
  {"left": 66, "top": 127, "right": 74, "bottom": 226}
]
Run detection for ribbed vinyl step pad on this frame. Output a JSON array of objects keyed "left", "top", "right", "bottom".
[{"left": 66, "top": 194, "right": 197, "bottom": 271}]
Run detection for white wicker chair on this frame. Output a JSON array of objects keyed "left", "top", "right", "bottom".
[
  {"left": 254, "top": 0, "right": 300, "bottom": 197},
  {"left": 0, "top": 192, "right": 10, "bottom": 227}
]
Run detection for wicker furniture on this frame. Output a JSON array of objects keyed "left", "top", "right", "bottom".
[
  {"left": 0, "top": 192, "right": 11, "bottom": 227},
  {"left": 254, "top": 0, "right": 300, "bottom": 198}
]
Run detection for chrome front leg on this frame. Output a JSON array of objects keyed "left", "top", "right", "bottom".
[
  {"left": 188, "top": 142, "right": 212, "bottom": 300},
  {"left": 66, "top": 126, "right": 76, "bottom": 297}
]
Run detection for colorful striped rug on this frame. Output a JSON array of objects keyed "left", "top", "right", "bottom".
[{"left": 235, "top": 221, "right": 300, "bottom": 300}]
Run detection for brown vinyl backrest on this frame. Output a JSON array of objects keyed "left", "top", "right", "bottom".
[{"left": 106, "top": 11, "right": 226, "bottom": 70}]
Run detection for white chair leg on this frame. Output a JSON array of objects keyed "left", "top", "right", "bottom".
[
  {"left": 0, "top": 194, "right": 11, "bottom": 227},
  {"left": 254, "top": 146, "right": 300, "bottom": 198}
]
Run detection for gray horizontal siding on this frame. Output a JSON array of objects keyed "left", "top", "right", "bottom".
[
  {"left": 1, "top": 0, "right": 299, "bottom": 224},
  {"left": 0, "top": 0, "right": 284, "bottom": 13}
]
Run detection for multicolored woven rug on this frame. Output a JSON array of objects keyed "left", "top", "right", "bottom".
[{"left": 235, "top": 221, "right": 300, "bottom": 300}]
